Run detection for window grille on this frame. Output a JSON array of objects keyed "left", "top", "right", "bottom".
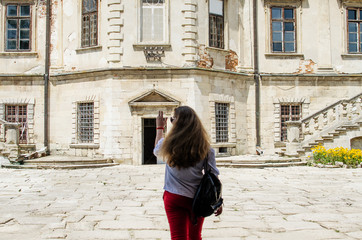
[
  {"left": 280, "top": 104, "right": 301, "bottom": 142},
  {"left": 5, "top": 4, "right": 31, "bottom": 51},
  {"left": 271, "top": 7, "right": 296, "bottom": 53},
  {"left": 5, "top": 105, "right": 28, "bottom": 144},
  {"left": 77, "top": 102, "right": 94, "bottom": 143},
  {"left": 141, "top": 0, "right": 165, "bottom": 42},
  {"left": 347, "top": 8, "right": 362, "bottom": 53},
  {"left": 209, "top": 0, "right": 224, "bottom": 49},
  {"left": 215, "top": 103, "right": 229, "bottom": 143},
  {"left": 82, "top": 0, "right": 98, "bottom": 47}
]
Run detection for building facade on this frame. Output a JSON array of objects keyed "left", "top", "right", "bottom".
[{"left": 0, "top": 0, "right": 361, "bottom": 165}]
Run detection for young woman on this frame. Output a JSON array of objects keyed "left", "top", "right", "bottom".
[{"left": 153, "top": 106, "right": 222, "bottom": 240}]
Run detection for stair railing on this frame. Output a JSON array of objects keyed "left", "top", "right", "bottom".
[
  {"left": 300, "top": 93, "right": 362, "bottom": 143},
  {"left": 284, "top": 93, "right": 362, "bottom": 156}
]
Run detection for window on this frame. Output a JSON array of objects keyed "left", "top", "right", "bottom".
[
  {"left": 82, "top": 0, "right": 98, "bottom": 47},
  {"left": 140, "top": 0, "right": 165, "bottom": 42},
  {"left": 77, "top": 102, "right": 94, "bottom": 143},
  {"left": 215, "top": 103, "right": 229, "bottom": 143},
  {"left": 209, "top": 0, "right": 224, "bottom": 49},
  {"left": 5, "top": 105, "right": 28, "bottom": 144},
  {"left": 271, "top": 7, "right": 296, "bottom": 53},
  {"left": 347, "top": 8, "right": 362, "bottom": 53},
  {"left": 5, "top": 4, "right": 31, "bottom": 51},
  {"left": 280, "top": 104, "right": 301, "bottom": 142}
]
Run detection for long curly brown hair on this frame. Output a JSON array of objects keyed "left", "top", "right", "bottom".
[{"left": 160, "top": 106, "right": 210, "bottom": 168}]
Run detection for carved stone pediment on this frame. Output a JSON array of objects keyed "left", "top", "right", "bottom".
[{"left": 128, "top": 89, "right": 180, "bottom": 113}]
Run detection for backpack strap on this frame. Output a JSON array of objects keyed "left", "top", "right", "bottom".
[{"left": 203, "top": 155, "right": 209, "bottom": 172}]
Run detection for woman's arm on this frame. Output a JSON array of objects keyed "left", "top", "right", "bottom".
[{"left": 155, "top": 111, "right": 167, "bottom": 147}]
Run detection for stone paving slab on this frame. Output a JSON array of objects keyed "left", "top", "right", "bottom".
[{"left": 0, "top": 165, "right": 362, "bottom": 239}]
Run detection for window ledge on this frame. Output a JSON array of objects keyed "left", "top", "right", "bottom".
[
  {"left": 70, "top": 143, "right": 100, "bottom": 149},
  {"left": 133, "top": 43, "right": 171, "bottom": 50},
  {"left": 75, "top": 45, "right": 102, "bottom": 53},
  {"left": 0, "top": 52, "right": 38, "bottom": 57},
  {"left": 206, "top": 47, "right": 229, "bottom": 53},
  {"left": 211, "top": 142, "right": 237, "bottom": 148},
  {"left": 265, "top": 53, "right": 304, "bottom": 59},
  {"left": 341, "top": 53, "right": 362, "bottom": 59}
]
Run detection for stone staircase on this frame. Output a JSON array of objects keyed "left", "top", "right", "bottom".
[
  {"left": 216, "top": 155, "right": 306, "bottom": 168},
  {"left": 1, "top": 155, "right": 119, "bottom": 169},
  {"left": 281, "top": 93, "right": 362, "bottom": 158}
]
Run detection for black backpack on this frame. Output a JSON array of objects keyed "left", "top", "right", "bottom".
[{"left": 192, "top": 157, "right": 223, "bottom": 220}]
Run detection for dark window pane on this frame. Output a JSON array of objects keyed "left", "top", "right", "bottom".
[
  {"left": 272, "top": 8, "right": 282, "bottom": 19},
  {"left": 285, "top": 32, "right": 294, "bottom": 41},
  {"left": 360, "top": 10, "right": 362, "bottom": 20},
  {"left": 20, "top": 40, "right": 30, "bottom": 49},
  {"left": 7, "top": 20, "right": 17, "bottom": 29},
  {"left": 83, "top": 0, "right": 97, "bottom": 13},
  {"left": 284, "top": 9, "right": 294, "bottom": 19},
  {"left": 20, "top": 20, "right": 30, "bottom": 29},
  {"left": 348, "top": 10, "right": 357, "bottom": 20},
  {"left": 7, "top": 30, "right": 17, "bottom": 39},
  {"left": 273, "top": 32, "right": 282, "bottom": 41},
  {"left": 273, "top": 42, "right": 282, "bottom": 52},
  {"left": 284, "top": 22, "right": 294, "bottom": 31},
  {"left": 285, "top": 42, "right": 295, "bottom": 52},
  {"left": 7, "top": 40, "right": 17, "bottom": 49},
  {"left": 7, "top": 5, "right": 17, "bottom": 16},
  {"left": 20, "top": 6, "right": 30, "bottom": 16},
  {"left": 20, "top": 30, "right": 29, "bottom": 39},
  {"left": 349, "top": 33, "right": 357, "bottom": 43},
  {"left": 349, "top": 43, "right": 358, "bottom": 52},
  {"left": 349, "top": 23, "right": 357, "bottom": 32},
  {"left": 272, "top": 22, "right": 282, "bottom": 31}
]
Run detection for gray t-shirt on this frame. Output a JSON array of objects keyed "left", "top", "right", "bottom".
[{"left": 153, "top": 138, "right": 220, "bottom": 199}]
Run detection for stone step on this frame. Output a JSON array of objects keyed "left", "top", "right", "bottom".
[
  {"left": 23, "top": 158, "right": 111, "bottom": 165},
  {"left": 341, "top": 124, "right": 360, "bottom": 129},
  {"left": 1, "top": 163, "right": 119, "bottom": 170},
  {"left": 217, "top": 161, "right": 306, "bottom": 168},
  {"left": 217, "top": 157, "right": 302, "bottom": 164}
]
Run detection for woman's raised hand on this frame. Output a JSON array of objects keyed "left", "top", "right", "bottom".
[{"left": 156, "top": 111, "right": 167, "bottom": 128}]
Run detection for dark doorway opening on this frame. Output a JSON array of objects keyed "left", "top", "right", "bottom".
[{"left": 143, "top": 118, "right": 157, "bottom": 164}]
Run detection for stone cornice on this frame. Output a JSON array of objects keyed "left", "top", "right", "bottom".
[
  {"left": 260, "top": 74, "right": 362, "bottom": 81},
  {"left": 49, "top": 67, "right": 253, "bottom": 81}
]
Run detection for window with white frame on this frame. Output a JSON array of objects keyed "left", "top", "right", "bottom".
[
  {"left": 5, "top": 4, "right": 32, "bottom": 51},
  {"left": 347, "top": 7, "right": 362, "bottom": 53},
  {"left": 77, "top": 102, "right": 94, "bottom": 143},
  {"left": 140, "top": 0, "right": 165, "bottom": 42},
  {"left": 271, "top": 6, "right": 296, "bottom": 53},
  {"left": 215, "top": 103, "right": 229, "bottom": 143},
  {"left": 81, "top": 0, "right": 98, "bottom": 47},
  {"left": 209, "top": 0, "right": 224, "bottom": 49}
]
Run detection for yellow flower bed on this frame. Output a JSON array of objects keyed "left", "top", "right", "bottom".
[{"left": 311, "top": 145, "right": 362, "bottom": 167}]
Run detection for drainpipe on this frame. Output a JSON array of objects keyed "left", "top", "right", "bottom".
[
  {"left": 253, "top": 0, "right": 261, "bottom": 148},
  {"left": 44, "top": 0, "right": 51, "bottom": 154}
]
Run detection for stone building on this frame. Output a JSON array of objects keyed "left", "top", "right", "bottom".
[{"left": 0, "top": 0, "right": 361, "bottom": 165}]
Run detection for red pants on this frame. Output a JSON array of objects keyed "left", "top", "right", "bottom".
[{"left": 163, "top": 191, "right": 205, "bottom": 240}]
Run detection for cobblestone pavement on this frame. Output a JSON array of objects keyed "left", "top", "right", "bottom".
[{"left": 0, "top": 165, "right": 362, "bottom": 240}]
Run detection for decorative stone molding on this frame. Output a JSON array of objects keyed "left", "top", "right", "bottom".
[
  {"left": 71, "top": 95, "right": 100, "bottom": 146},
  {"left": 273, "top": 97, "right": 310, "bottom": 143},
  {"left": 182, "top": 0, "right": 198, "bottom": 66},
  {"left": 0, "top": 98, "right": 35, "bottom": 145},
  {"left": 209, "top": 94, "right": 236, "bottom": 145},
  {"left": 107, "top": 0, "right": 124, "bottom": 63},
  {"left": 128, "top": 89, "right": 181, "bottom": 115}
]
